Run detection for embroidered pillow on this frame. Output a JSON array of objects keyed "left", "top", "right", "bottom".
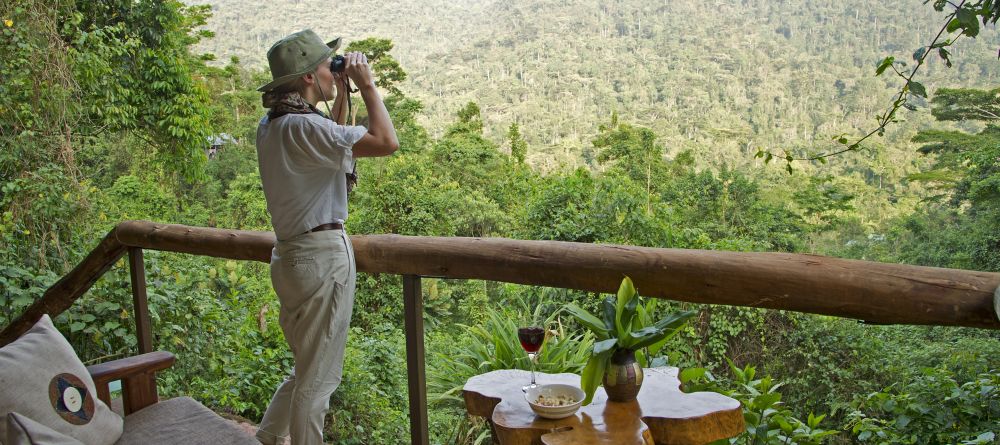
[{"left": 0, "top": 314, "right": 123, "bottom": 444}]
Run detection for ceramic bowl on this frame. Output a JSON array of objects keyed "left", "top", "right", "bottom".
[{"left": 524, "top": 384, "right": 585, "bottom": 419}]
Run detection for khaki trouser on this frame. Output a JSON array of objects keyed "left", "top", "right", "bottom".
[{"left": 256, "top": 229, "right": 356, "bottom": 445}]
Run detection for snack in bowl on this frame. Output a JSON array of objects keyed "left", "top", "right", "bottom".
[{"left": 524, "top": 384, "right": 585, "bottom": 419}]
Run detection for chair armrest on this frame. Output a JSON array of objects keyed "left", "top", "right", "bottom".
[
  {"left": 86, "top": 351, "right": 176, "bottom": 414},
  {"left": 87, "top": 351, "right": 176, "bottom": 384}
]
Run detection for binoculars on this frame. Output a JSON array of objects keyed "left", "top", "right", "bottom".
[{"left": 330, "top": 55, "right": 346, "bottom": 73}]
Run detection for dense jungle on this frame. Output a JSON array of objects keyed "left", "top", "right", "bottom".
[{"left": 2, "top": 0, "right": 999, "bottom": 443}]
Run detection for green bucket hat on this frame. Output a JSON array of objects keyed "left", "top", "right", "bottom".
[{"left": 258, "top": 29, "right": 342, "bottom": 92}]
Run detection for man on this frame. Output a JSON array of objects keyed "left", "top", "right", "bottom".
[{"left": 254, "top": 29, "right": 398, "bottom": 444}]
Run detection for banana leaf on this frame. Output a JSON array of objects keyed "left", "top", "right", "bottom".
[
  {"left": 593, "top": 338, "right": 617, "bottom": 356},
  {"left": 580, "top": 347, "right": 612, "bottom": 406},
  {"left": 614, "top": 276, "right": 637, "bottom": 341},
  {"left": 601, "top": 296, "right": 617, "bottom": 332},
  {"left": 620, "top": 290, "right": 639, "bottom": 340},
  {"left": 634, "top": 304, "right": 649, "bottom": 332},
  {"left": 564, "top": 302, "right": 609, "bottom": 340},
  {"left": 651, "top": 309, "right": 698, "bottom": 332},
  {"left": 624, "top": 309, "right": 697, "bottom": 350}
]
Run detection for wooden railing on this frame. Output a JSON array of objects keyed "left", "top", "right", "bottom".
[{"left": 2, "top": 220, "right": 999, "bottom": 444}]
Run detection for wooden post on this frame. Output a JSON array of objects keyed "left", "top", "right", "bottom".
[
  {"left": 122, "top": 373, "right": 158, "bottom": 414},
  {"left": 128, "top": 247, "right": 153, "bottom": 354},
  {"left": 403, "top": 275, "right": 429, "bottom": 445},
  {"left": 127, "top": 247, "right": 157, "bottom": 403}
]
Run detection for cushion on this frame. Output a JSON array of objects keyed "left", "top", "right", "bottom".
[
  {"left": 115, "top": 397, "right": 258, "bottom": 445},
  {"left": 0, "top": 314, "right": 123, "bottom": 445},
  {"left": 5, "top": 412, "right": 84, "bottom": 445}
]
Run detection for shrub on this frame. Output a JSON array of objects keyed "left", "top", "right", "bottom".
[
  {"left": 681, "top": 359, "right": 838, "bottom": 445},
  {"left": 845, "top": 367, "right": 999, "bottom": 445}
]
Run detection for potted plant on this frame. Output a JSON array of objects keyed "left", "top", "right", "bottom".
[{"left": 565, "top": 276, "right": 697, "bottom": 404}]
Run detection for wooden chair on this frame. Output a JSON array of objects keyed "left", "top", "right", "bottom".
[{"left": 86, "top": 351, "right": 258, "bottom": 445}]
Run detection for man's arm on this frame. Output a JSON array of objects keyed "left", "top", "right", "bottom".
[
  {"left": 343, "top": 52, "right": 398, "bottom": 157},
  {"left": 331, "top": 74, "right": 348, "bottom": 124}
]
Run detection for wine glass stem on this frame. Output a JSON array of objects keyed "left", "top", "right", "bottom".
[{"left": 528, "top": 352, "right": 537, "bottom": 386}]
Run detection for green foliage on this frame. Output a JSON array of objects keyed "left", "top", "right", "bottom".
[
  {"left": 507, "top": 122, "right": 527, "bottom": 164},
  {"left": 106, "top": 175, "right": 176, "bottom": 221},
  {"left": 78, "top": 0, "right": 214, "bottom": 180},
  {"left": 845, "top": 367, "right": 999, "bottom": 445},
  {"left": 141, "top": 256, "right": 281, "bottom": 415},
  {"left": 792, "top": 175, "right": 855, "bottom": 230},
  {"left": 0, "top": 241, "right": 57, "bottom": 325},
  {"left": 593, "top": 115, "right": 663, "bottom": 172},
  {"left": 447, "top": 102, "right": 485, "bottom": 136},
  {"left": 0, "top": 164, "right": 89, "bottom": 263},
  {"left": 751, "top": 313, "right": 1000, "bottom": 439},
  {"left": 681, "top": 360, "right": 838, "bottom": 445},
  {"left": 345, "top": 38, "right": 407, "bottom": 95},
  {"left": 913, "top": 88, "right": 1000, "bottom": 208},
  {"left": 899, "top": 87, "right": 1000, "bottom": 272},
  {"left": 194, "top": 0, "right": 1000, "bottom": 179},
  {"left": 523, "top": 169, "right": 600, "bottom": 242},
  {"left": 928, "top": 87, "right": 1000, "bottom": 122},
  {"left": 428, "top": 295, "right": 593, "bottom": 406},
  {"left": 223, "top": 172, "right": 270, "bottom": 230},
  {"left": 385, "top": 94, "right": 430, "bottom": 153},
  {"left": 0, "top": 0, "right": 217, "bottom": 283},
  {"left": 351, "top": 154, "right": 508, "bottom": 238},
  {"left": 328, "top": 325, "right": 409, "bottom": 444},
  {"left": 3, "top": 1, "right": 999, "bottom": 443},
  {"left": 753, "top": 316, "right": 886, "bottom": 422}
]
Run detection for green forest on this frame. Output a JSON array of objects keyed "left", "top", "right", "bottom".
[{"left": 2, "top": 0, "right": 999, "bottom": 444}]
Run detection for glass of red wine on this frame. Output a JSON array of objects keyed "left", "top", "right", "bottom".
[{"left": 517, "top": 324, "right": 545, "bottom": 392}]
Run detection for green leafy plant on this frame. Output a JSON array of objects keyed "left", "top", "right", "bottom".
[
  {"left": 845, "top": 367, "right": 999, "bottom": 445},
  {"left": 681, "top": 359, "right": 838, "bottom": 445},
  {"left": 565, "top": 276, "right": 696, "bottom": 405}
]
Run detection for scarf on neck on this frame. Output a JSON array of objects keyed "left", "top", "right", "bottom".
[
  {"left": 262, "top": 90, "right": 359, "bottom": 193},
  {"left": 263, "top": 91, "right": 323, "bottom": 120}
]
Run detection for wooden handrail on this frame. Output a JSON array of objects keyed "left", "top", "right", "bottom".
[
  {"left": 2, "top": 220, "right": 999, "bottom": 346},
  {"left": 351, "top": 235, "right": 1000, "bottom": 329}
]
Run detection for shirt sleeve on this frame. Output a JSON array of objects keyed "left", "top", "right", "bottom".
[{"left": 288, "top": 116, "right": 367, "bottom": 173}]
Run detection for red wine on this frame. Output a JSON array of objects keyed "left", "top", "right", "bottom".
[{"left": 518, "top": 326, "right": 544, "bottom": 353}]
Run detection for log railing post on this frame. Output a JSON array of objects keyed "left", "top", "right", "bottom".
[
  {"left": 403, "top": 275, "right": 429, "bottom": 445},
  {"left": 127, "top": 247, "right": 152, "bottom": 354}
]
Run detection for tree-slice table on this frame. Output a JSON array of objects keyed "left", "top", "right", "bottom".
[{"left": 463, "top": 367, "right": 744, "bottom": 445}]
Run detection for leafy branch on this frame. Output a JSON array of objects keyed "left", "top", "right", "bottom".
[{"left": 757, "top": 0, "right": 998, "bottom": 173}]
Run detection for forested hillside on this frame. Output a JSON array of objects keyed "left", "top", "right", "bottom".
[
  {"left": 3, "top": 0, "right": 999, "bottom": 444},
  {"left": 192, "top": 0, "right": 999, "bottom": 169}
]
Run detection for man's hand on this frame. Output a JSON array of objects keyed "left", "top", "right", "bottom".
[
  {"left": 333, "top": 71, "right": 348, "bottom": 93},
  {"left": 343, "top": 52, "right": 375, "bottom": 90}
]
